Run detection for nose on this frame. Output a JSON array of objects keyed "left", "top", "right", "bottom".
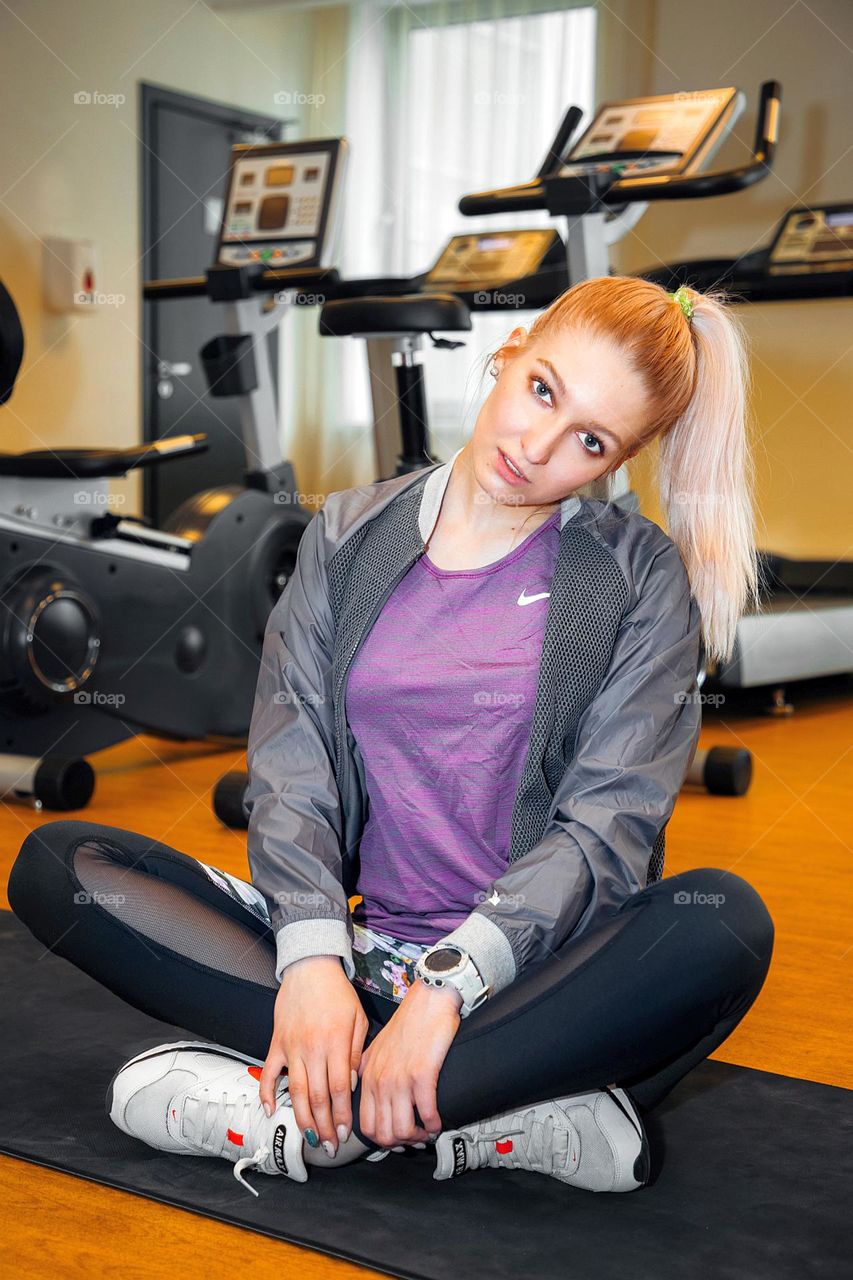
[{"left": 518, "top": 419, "right": 569, "bottom": 467}]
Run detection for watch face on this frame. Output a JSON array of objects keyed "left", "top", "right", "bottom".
[{"left": 426, "top": 947, "right": 462, "bottom": 973}]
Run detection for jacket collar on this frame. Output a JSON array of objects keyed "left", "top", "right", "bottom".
[{"left": 417, "top": 446, "right": 583, "bottom": 542}]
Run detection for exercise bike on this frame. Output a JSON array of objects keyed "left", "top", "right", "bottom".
[{"left": 0, "top": 136, "right": 347, "bottom": 811}]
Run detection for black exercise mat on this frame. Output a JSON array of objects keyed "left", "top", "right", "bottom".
[{"left": 0, "top": 910, "right": 849, "bottom": 1279}]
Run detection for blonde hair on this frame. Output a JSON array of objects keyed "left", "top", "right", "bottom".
[{"left": 488, "top": 275, "right": 761, "bottom": 666}]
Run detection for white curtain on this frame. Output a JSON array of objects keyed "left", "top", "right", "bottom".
[{"left": 283, "top": 0, "right": 597, "bottom": 498}]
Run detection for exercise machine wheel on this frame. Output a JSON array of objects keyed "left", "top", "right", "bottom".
[
  {"left": 0, "top": 752, "right": 95, "bottom": 810},
  {"left": 686, "top": 746, "right": 753, "bottom": 796},
  {"left": 213, "top": 769, "right": 249, "bottom": 829}
]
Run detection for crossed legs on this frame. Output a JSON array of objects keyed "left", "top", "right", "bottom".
[{"left": 8, "top": 820, "right": 774, "bottom": 1156}]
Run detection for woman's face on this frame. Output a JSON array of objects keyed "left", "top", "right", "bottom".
[{"left": 471, "top": 324, "right": 653, "bottom": 507}]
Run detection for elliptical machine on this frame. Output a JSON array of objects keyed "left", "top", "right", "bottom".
[{"left": 0, "top": 136, "right": 347, "bottom": 811}]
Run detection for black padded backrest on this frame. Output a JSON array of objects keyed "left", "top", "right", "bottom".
[{"left": 0, "top": 280, "right": 25, "bottom": 406}]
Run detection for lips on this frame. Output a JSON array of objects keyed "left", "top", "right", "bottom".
[{"left": 499, "top": 448, "right": 527, "bottom": 481}]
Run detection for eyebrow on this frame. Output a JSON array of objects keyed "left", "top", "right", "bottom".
[{"left": 537, "top": 359, "right": 624, "bottom": 448}]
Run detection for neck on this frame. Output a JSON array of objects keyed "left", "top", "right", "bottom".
[{"left": 440, "top": 444, "right": 561, "bottom": 538}]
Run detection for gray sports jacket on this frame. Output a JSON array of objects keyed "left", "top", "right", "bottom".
[{"left": 245, "top": 448, "right": 703, "bottom": 1000}]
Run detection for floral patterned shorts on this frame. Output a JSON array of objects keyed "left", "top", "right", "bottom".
[{"left": 351, "top": 923, "right": 427, "bottom": 1004}]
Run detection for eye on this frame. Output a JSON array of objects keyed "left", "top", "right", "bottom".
[
  {"left": 577, "top": 430, "right": 605, "bottom": 457},
  {"left": 530, "top": 372, "right": 606, "bottom": 457},
  {"left": 530, "top": 375, "right": 553, "bottom": 406}
]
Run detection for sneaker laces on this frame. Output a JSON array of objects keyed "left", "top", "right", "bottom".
[
  {"left": 456, "top": 1106, "right": 578, "bottom": 1176},
  {"left": 233, "top": 1145, "right": 273, "bottom": 1197},
  {"left": 182, "top": 1081, "right": 284, "bottom": 1197}
]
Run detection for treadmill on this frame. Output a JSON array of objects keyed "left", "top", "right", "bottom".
[
  {"left": 643, "top": 205, "right": 853, "bottom": 701},
  {"left": 643, "top": 202, "right": 853, "bottom": 301}
]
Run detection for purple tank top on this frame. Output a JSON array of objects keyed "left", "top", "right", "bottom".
[{"left": 346, "top": 510, "right": 561, "bottom": 942}]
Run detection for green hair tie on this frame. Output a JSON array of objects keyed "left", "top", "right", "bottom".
[{"left": 669, "top": 285, "right": 694, "bottom": 321}]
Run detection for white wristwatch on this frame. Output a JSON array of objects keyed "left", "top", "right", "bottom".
[{"left": 414, "top": 945, "right": 490, "bottom": 1017}]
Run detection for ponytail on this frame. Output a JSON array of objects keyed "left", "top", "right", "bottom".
[{"left": 657, "top": 289, "right": 761, "bottom": 666}]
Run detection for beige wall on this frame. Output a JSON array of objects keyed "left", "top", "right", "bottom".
[
  {"left": 599, "top": 0, "right": 853, "bottom": 558},
  {"left": 2, "top": 0, "right": 850, "bottom": 558}
]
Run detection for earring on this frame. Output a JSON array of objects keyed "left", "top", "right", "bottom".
[{"left": 489, "top": 357, "right": 499, "bottom": 379}]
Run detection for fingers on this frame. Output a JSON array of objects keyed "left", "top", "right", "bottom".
[
  {"left": 358, "top": 1065, "right": 375, "bottom": 1142},
  {"left": 301, "top": 1022, "right": 367, "bottom": 1155},
  {"left": 259, "top": 1045, "right": 287, "bottom": 1117},
  {"left": 373, "top": 1082, "right": 395, "bottom": 1150},
  {"left": 391, "top": 1091, "right": 430, "bottom": 1147},
  {"left": 339, "top": 1013, "right": 368, "bottom": 1145},
  {"left": 286, "top": 1057, "right": 344, "bottom": 1156},
  {"left": 351, "top": 1007, "right": 368, "bottom": 1075},
  {"left": 308, "top": 1056, "right": 337, "bottom": 1151},
  {"left": 412, "top": 1073, "right": 442, "bottom": 1139},
  {"left": 328, "top": 1052, "right": 355, "bottom": 1149},
  {"left": 360, "top": 1069, "right": 433, "bottom": 1147},
  {"left": 284, "top": 1057, "right": 317, "bottom": 1145}
]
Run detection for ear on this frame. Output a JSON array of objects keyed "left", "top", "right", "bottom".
[{"left": 494, "top": 327, "right": 529, "bottom": 373}]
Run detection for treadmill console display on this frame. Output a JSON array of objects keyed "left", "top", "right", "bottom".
[
  {"left": 425, "top": 229, "right": 559, "bottom": 291},
  {"left": 216, "top": 138, "right": 347, "bottom": 268},
  {"left": 562, "top": 87, "right": 740, "bottom": 179},
  {"left": 768, "top": 206, "right": 853, "bottom": 274}
]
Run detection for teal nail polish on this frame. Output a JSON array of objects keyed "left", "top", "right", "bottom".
[{"left": 304, "top": 1128, "right": 320, "bottom": 1148}]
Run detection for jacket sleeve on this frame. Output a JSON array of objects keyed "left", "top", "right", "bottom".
[
  {"left": 432, "top": 537, "right": 703, "bottom": 1000},
  {"left": 244, "top": 502, "right": 356, "bottom": 984}
]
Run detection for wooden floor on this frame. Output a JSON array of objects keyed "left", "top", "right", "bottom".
[{"left": 1, "top": 677, "right": 851, "bottom": 1278}]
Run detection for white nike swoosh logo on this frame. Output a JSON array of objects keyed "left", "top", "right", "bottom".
[{"left": 517, "top": 589, "right": 551, "bottom": 606}]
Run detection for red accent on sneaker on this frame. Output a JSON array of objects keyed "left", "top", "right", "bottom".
[
  {"left": 495, "top": 1139, "right": 513, "bottom": 1155},
  {"left": 247, "top": 1065, "right": 263, "bottom": 1081},
  {"left": 171, "top": 1108, "right": 176, "bottom": 1120},
  {"left": 227, "top": 1129, "right": 244, "bottom": 1147}
]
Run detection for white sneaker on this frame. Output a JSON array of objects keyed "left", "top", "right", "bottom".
[
  {"left": 433, "top": 1086, "right": 649, "bottom": 1193},
  {"left": 106, "top": 1040, "right": 307, "bottom": 1196}
]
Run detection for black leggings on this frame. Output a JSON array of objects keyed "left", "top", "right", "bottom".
[{"left": 8, "top": 820, "right": 774, "bottom": 1151}]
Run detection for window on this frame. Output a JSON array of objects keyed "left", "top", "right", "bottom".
[
  {"left": 397, "top": 5, "right": 597, "bottom": 453},
  {"left": 313, "top": 3, "right": 597, "bottom": 486}
]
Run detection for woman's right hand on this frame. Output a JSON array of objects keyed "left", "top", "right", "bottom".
[{"left": 259, "top": 954, "right": 369, "bottom": 1155}]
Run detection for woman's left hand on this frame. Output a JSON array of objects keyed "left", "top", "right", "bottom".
[{"left": 357, "top": 979, "right": 463, "bottom": 1147}]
